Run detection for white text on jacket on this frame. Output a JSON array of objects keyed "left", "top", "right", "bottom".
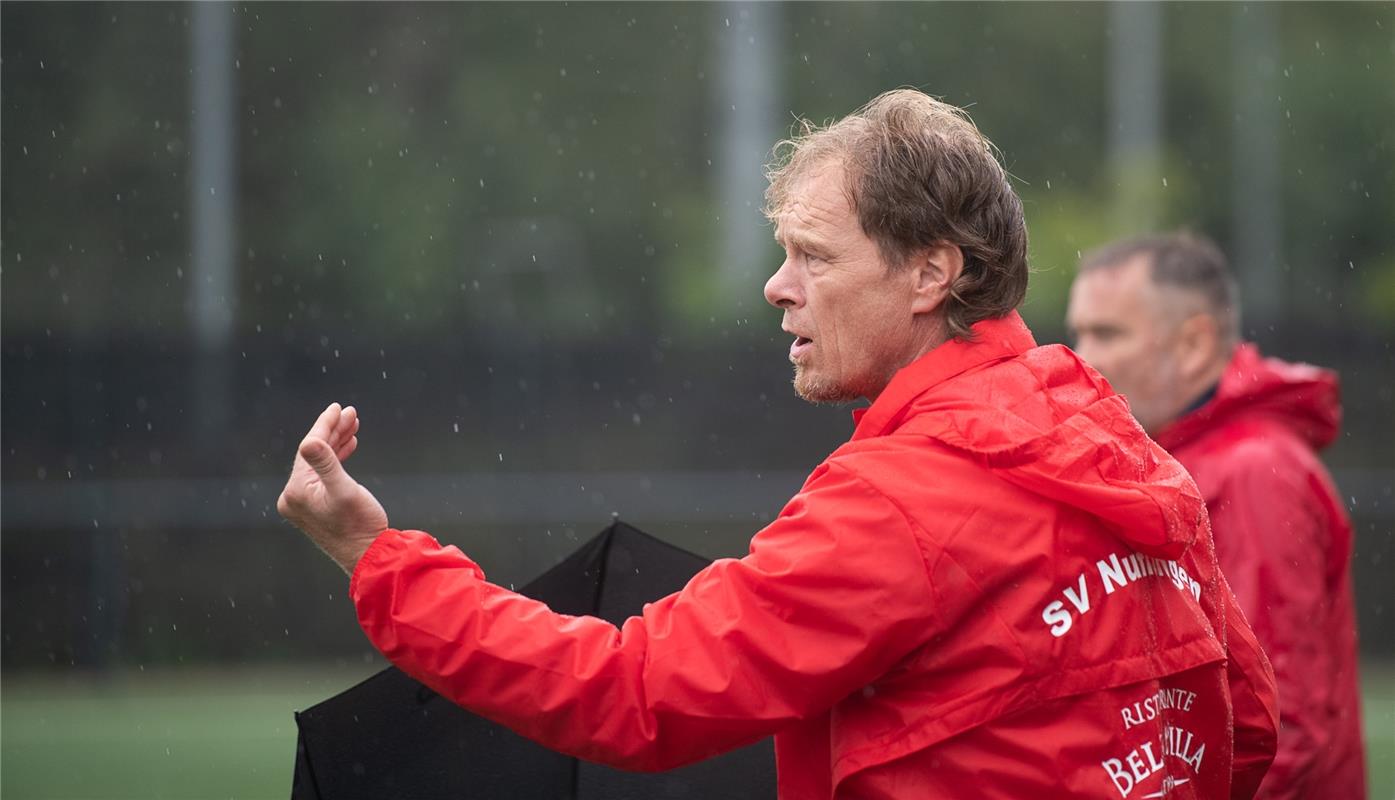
[{"left": 1041, "top": 551, "right": 1202, "bottom": 638}]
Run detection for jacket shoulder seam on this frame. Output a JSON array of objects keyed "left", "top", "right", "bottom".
[
  {"left": 819, "top": 459, "right": 944, "bottom": 605},
  {"left": 820, "top": 459, "right": 1032, "bottom": 685}
]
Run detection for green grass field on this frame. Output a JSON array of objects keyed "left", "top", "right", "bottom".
[
  {"left": 0, "top": 662, "right": 380, "bottom": 800},
  {"left": 3, "top": 660, "right": 1393, "bottom": 799}
]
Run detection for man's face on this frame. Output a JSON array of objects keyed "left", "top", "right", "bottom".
[
  {"left": 1066, "top": 257, "right": 1187, "bottom": 433},
  {"left": 764, "top": 160, "right": 924, "bottom": 404}
]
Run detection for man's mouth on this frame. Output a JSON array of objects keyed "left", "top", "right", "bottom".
[{"left": 790, "top": 336, "right": 813, "bottom": 360}]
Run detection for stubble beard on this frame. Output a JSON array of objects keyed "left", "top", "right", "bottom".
[{"left": 791, "top": 363, "right": 863, "bottom": 405}]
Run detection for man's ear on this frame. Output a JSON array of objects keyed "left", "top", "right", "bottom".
[
  {"left": 911, "top": 242, "right": 965, "bottom": 315},
  {"left": 1176, "top": 312, "right": 1224, "bottom": 378}
]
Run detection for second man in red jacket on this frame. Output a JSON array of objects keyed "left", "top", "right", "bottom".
[{"left": 1068, "top": 232, "right": 1366, "bottom": 799}]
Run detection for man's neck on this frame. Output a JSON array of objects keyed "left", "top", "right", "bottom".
[
  {"left": 1164, "top": 353, "right": 1232, "bottom": 429},
  {"left": 1179, "top": 382, "right": 1219, "bottom": 418},
  {"left": 866, "top": 325, "right": 953, "bottom": 403}
]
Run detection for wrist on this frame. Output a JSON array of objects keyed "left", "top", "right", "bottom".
[{"left": 328, "top": 529, "right": 387, "bottom": 576}]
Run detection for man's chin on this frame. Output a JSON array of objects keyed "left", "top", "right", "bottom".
[{"left": 792, "top": 368, "right": 861, "bottom": 405}]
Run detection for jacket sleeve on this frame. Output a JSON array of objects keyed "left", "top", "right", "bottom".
[
  {"left": 1209, "top": 452, "right": 1331, "bottom": 800},
  {"left": 350, "top": 463, "right": 937, "bottom": 772}
]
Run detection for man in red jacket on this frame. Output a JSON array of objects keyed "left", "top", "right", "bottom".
[
  {"left": 1067, "top": 232, "right": 1366, "bottom": 799},
  {"left": 280, "top": 91, "right": 1278, "bottom": 798}
]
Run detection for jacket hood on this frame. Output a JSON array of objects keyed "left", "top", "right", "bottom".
[
  {"left": 1155, "top": 344, "right": 1340, "bottom": 453},
  {"left": 853, "top": 314, "right": 1205, "bottom": 560}
]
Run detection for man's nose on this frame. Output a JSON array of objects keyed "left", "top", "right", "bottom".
[{"left": 764, "top": 259, "right": 800, "bottom": 309}]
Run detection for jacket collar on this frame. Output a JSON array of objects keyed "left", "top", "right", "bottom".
[
  {"left": 1153, "top": 343, "right": 1340, "bottom": 452},
  {"left": 850, "top": 311, "right": 1037, "bottom": 441}
]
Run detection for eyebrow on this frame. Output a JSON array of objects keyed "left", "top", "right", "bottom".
[{"left": 775, "top": 226, "right": 835, "bottom": 257}]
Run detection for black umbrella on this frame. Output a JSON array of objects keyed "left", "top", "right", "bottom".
[{"left": 292, "top": 520, "right": 777, "bottom": 799}]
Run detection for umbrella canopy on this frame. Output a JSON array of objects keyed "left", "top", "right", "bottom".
[{"left": 292, "top": 520, "right": 777, "bottom": 799}]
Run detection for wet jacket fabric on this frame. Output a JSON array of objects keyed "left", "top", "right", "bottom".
[
  {"left": 351, "top": 312, "right": 1278, "bottom": 798},
  {"left": 1155, "top": 345, "right": 1365, "bottom": 799}
]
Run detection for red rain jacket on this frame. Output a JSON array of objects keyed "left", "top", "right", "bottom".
[
  {"left": 1155, "top": 345, "right": 1366, "bottom": 799},
  {"left": 352, "top": 312, "right": 1278, "bottom": 798}
]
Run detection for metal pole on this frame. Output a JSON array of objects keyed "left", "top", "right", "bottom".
[
  {"left": 190, "top": 1, "right": 237, "bottom": 441},
  {"left": 1107, "top": 1, "right": 1164, "bottom": 233},
  {"left": 716, "top": 3, "right": 779, "bottom": 310},
  {"left": 1230, "top": 3, "right": 1281, "bottom": 334}
]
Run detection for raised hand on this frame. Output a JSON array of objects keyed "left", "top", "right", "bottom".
[{"left": 277, "top": 403, "right": 389, "bottom": 575}]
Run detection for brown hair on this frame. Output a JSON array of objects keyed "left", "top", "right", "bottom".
[
  {"left": 764, "top": 89, "right": 1029, "bottom": 339},
  {"left": 1080, "top": 231, "right": 1241, "bottom": 344}
]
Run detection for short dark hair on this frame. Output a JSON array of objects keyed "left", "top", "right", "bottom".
[
  {"left": 764, "top": 89, "right": 1029, "bottom": 340},
  {"left": 1080, "top": 231, "right": 1241, "bottom": 343}
]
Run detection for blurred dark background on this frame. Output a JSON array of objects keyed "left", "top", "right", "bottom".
[{"left": 3, "top": 2, "right": 1391, "bottom": 671}]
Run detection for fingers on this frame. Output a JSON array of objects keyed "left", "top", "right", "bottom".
[
  {"left": 335, "top": 435, "right": 359, "bottom": 462},
  {"left": 289, "top": 400, "right": 362, "bottom": 474},
  {"left": 337, "top": 407, "right": 359, "bottom": 445},
  {"left": 304, "top": 403, "right": 359, "bottom": 449},
  {"left": 299, "top": 436, "right": 349, "bottom": 490},
  {"left": 329, "top": 407, "right": 359, "bottom": 460},
  {"left": 326, "top": 405, "right": 359, "bottom": 448},
  {"left": 307, "top": 403, "right": 343, "bottom": 443},
  {"left": 281, "top": 404, "right": 359, "bottom": 525}
]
